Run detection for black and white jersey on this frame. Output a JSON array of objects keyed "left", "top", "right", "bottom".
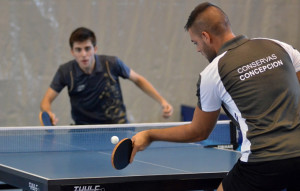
[{"left": 197, "top": 35, "right": 300, "bottom": 162}]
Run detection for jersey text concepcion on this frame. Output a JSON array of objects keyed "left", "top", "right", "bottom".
[{"left": 237, "top": 54, "right": 283, "bottom": 80}]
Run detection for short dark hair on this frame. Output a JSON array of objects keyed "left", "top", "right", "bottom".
[
  {"left": 184, "top": 2, "right": 213, "bottom": 31},
  {"left": 184, "top": 2, "right": 230, "bottom": 36},
  {"left": 69, "top": 27, "right": 97, "bottom": 48}
]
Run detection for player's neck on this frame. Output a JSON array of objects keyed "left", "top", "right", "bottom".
[
  {"left": 215, "top": 32, "right": 236, "bottom": 53},
  {"left": 81, "top": 61, "right": 95, "bottom": 75}
]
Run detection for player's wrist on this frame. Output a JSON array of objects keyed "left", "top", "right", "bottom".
[{"left": 146, "top": 129, "right": 158, "bottom": 143}]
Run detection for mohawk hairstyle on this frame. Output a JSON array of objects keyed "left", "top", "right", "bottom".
[{"left": 184, "top": 2, "right": 216, "bottom": 31}]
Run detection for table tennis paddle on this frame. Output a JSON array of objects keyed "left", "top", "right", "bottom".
[
  {"left": 39, "top": 111, "right": 53, "bottom": 126},
  {"left": 111, "top": 138, "right": 133, "bottom": 170}
]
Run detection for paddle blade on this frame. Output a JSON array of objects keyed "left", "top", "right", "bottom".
[
  {"left": 39, "top": 111, "right": 53, "bottom": 126},
  {"left": 111, "top": 138, "right": 133, "bottom": 170}
]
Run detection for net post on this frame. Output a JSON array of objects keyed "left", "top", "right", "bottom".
[{"left": 229, "top": 121, "right": 238, "bottom": 150}]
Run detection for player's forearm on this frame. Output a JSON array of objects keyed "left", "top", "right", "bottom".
[
  {"left": 40, "top": 88, "right": 58, "bottom": 112},
  {"left": 40, "top": 100, "right": 52, "bottom": 112},
  {"left": 147, "top": 123, "right": 208, "bottom": 143},
  {"left": 134, "top": 76, "right": 166, "bottom": 105}
]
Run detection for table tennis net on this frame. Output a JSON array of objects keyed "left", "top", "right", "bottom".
[{"left": 0, "top": 121, "right": 237, "bottom": 153}]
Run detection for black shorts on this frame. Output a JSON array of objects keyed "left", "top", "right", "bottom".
[{"left": 222, "top": 157, "right": 300, "bottom": 191}]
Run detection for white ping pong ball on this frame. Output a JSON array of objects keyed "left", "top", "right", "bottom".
[{"left": 111, "top": 136, "right": 119, "bottom": 144}]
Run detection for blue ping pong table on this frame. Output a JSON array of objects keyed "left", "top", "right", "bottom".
[{"left": 0, "top": 121, "right": 241, "bottom": 191}]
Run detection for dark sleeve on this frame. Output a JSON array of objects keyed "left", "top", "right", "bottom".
[
  {"left": 50, "top": 65, "right": 67, "bottom": 93},
  {"left": 115, "top": 57, "right": 131, "bottom": 79}
]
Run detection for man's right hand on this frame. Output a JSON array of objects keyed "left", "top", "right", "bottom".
[{"left": 130, "top": 130, "right": 152, "bottom": 163}]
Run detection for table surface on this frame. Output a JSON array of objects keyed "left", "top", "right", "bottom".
[{"left": 0, "top": 121, "right": 241, "bottom": 191}]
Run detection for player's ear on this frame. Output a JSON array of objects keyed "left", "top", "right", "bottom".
[
  {"left": 201, "top": 31, "right": 211, "bottom": 44},
  {"left": 94, "top": 46, "right": 98, "bottom": 53},
  {"left": 70, "top": 48, "right": 75, "bottom": 56}
]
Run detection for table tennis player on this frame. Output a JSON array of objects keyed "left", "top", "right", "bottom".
[
  {"left": 40, "top": 27, "right": 173, "bottom": 125},
  {"left": 130, "top": 2, "right": 300, "bottom": 191}
]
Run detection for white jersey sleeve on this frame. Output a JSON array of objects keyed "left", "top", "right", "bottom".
[
  {"left": 197, "top": 54, "right": 226, "bottom": 112},
  {"left": 254, "top": 38, "right": 300, "bottom": 72}
]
